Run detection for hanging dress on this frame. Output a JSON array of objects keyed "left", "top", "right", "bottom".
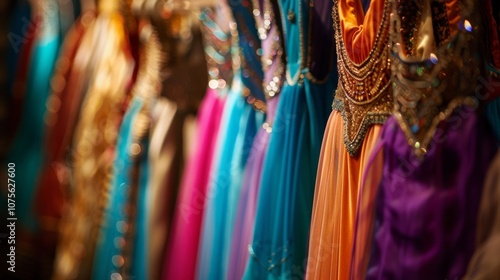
[
  {"left": 227, "top": 0, "right": 285, "bottom": 278},
  {"left": 2, "top": 1, "right": 61, "bottom": 278},
  {"left": 351, "top": 0, "right": 499, "bottom": 278},
  {"left": 145, "top": 9, "right": 209, "bottom": 280},
  {"left": 52, "top": 4, "right": 135, "bottom": 278},
  {"left": 92, "top": 29, "right": 163, "bottom": 280},
  {"left": 33, "top": 8, "right": 95, "bottom": 278},
  {"left": 5, "top": 0, "right": 61, "bottom": 232},
  {"left": 245, "top": 0, "right": 337, "bottom": 278},
  {"left": 196, "top": 0, "right": 266, "bottom": 278},
  {"left": 162, "top": 4, "right": 234, "bottom": 280},
  {"left": 305, "top": 0, "right": 392, "bottom": 278}
]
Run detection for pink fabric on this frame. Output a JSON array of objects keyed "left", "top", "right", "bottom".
[{"left": 162, "top": 88, "right": 226, "bottom": 280}]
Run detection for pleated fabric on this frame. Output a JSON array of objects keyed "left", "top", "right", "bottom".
[
  {"left": 244, "top": 78, "right": 335, "bottom": 279},
  {"left": 162, "top": 88, "right": 226, "bottom": 280},
  {"left": 306, "top": 112, "right": 382, "bottom": 280},
  {"left": 366, "top": 113, "right": 498, "bottom": 279},
  {"left": 92, "top": 95, "right": 150, "bottom": 280},
  {"left": 228, "top": 96, "right": 279, "bottom": 280},
  {"left": 196, "top": 75, "right": 265, "bottom": 279}
]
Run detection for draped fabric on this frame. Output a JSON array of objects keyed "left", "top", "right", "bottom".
[
  {"left": 244, "top": 0, "right": 336, "bottom": 277},
  {"left": 366, "top": 114, "right": 498, "bottom": 279},
  {"left": 306, "top": 113, "right": 382, "bottom": 280},
  {"left": 196, "top": 75, "right": 264, "bottom": 279},
  {"left": 245, "top": 79, "right": 335, "bottom": 280},
  {"left": 196, "top": 0, "right": 266, "bottom": 278},
  {"left": 227, "top": 0, "right": 286, "bottom": 277},
  {"left": 162, "top": 88, "right": 226, "bottom": 280},
  {"left": 52, "top": 11, "right": 134, "bottom": 279},
  {"left": 228, "top": 96, "right": 279, "bottom": 280},
  {"left": 6, "top": 0, "right": 61, "bottom": 232},
  {"left": 306, "top": 0, "right": 389, "bottom": 278},
  {"left": 92, "top": 95, "right": 150, "bottom": 280}
]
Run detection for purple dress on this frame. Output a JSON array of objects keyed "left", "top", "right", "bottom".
[
  {"left": 366, "top": 114, "right": 498, "bottom": 279},
  {"left": 358, "top": 0, "right": 500, "bottom": 277}
]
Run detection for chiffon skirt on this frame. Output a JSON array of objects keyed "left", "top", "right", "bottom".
[
  {"left": 162, "top": 88, "right": 226, "bottom": 280},
  {"left": 306, "top": 111, "right": 382, "bottom": 280},
  {"left": 92, "top": 96, "right": 150, "bottom": 280},
  {"left": 197, "top": 79, "right": 264, "bottom": 279},
  {"left": 244, "top": 77, "right": 334, "bottom": 279},
  {"left": 227, "top": 97, "right": 280, "bottom": 280}
]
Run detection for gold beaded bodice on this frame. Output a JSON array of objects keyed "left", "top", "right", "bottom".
[
  {"left": 199, "top": 5, "right": 235, "bottom": 96},
  {"left": 251, "top": 0, "right": 285, "bottom": 100},
  {"left": 332, "top": 0, "right": 393, "bottom": 156},
  {"left": 390, "top": 0, "right": 487, "bottom": 156}
]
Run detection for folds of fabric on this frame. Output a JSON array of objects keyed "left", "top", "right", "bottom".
[
  {"left": 306, "top": 112, "right": 382, "bottom": 280},
  {"left": 147, "top": 97, "right": 179, "bottom": 280},
  {"left": 162, "top": 88, "right": 226, "bottom": 280},
  {"left": 349, "top": 139, "right": 384, "bottom": 280},
  {"left": 228, "top": 96, "right": 279, "bottom": 280},
  {"left": 196, "top": 76, "right": 264, "bottom": 279},
  {"left": 6, "top": 0, "right": 61, "bottom": 233},
  {"left": 464, "top": 150, "right": 500, "bottom": 279},
  {"left": 52, "top": 13, "right": 134, "bottom": 280},
  {"left": 92, "top": 94, "right": 150, "bottom": 280},
  {"left": 245, "top": 78, "right": 334, "bottom": 279},
  {"left": 367, "top": 113, "right": 498, "bottom": 279}
]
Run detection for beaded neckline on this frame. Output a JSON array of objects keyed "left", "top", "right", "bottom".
[
  {"left": 332, "top": 0, "right": 393, "bottom": 156},
  {"left": 199, "top": 6, "right": 235, "bottom": 97},
  {"left": 251, "top": 0, "right": 286, "bottom": 99},
  {"left": 391, "top": 0, "right": 485, "bottom": 157}
]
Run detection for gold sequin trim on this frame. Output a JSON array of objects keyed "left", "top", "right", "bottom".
[{"left": 332, "top": 0, "right": 393, "bottom": 156}]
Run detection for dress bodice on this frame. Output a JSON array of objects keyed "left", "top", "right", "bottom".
[
  {"left": 229, "top": 0, "right": 266, "bottom": 112},
  {"left": 199, "top": 5, "right": 235, "bottom": 96},
  {"left": 390, "top": 0, "right": 494, "bottom": 156},
  {"left": 278, "top": 0, "right": 336, "bottom": 85},
  {"left": 332, "top": 0, "right": 393, "bottom": 156}
]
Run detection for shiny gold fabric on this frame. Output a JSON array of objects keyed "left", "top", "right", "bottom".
[
  {"left": 52, "top": 12, "right": 134, "bottom": 280},
  {"left": 464, "top": 151, "right": 500, "bottom": 279},
  {"left": 306, "top": 112, "right": 383, "bottom": 280}
]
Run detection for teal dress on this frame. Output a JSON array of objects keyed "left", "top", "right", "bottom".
[
  {"left": 244, "top": 0, "right": 337, "bottom": 278},
  {"left": 92, "top": 95, "right": 150, "bottom": 280},
  {"left": 196, "top": 1, "right": 266, "bottom": 278},
  {"left": 5, "top": 1, "right": 61, "bottom": 232}
]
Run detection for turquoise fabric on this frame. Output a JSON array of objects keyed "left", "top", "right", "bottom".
[
  {"left": 196, "top": 0, "right": 267, "bottom": 278},
  {"left": 486, "top": 98, "right": 500, "bottom": 142},
  {"left": 244, "top": 0, "right": 337, "bottom": 278},
  {"left": 92, "top": 96, "right": 150, "bottom": 280},
  {"left": 5, "top": 7, "right": 61, "bottom": 232},
  {"left": 244, "top": 77, "right": 335, "bottom": 280},
  {"left": 197, "top": 73, "right": 265, "bottom": 279}
]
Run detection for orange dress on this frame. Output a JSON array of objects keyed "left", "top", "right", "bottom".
[{"left": 306, "top": 0, "right": 392, "bottom": 278}]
